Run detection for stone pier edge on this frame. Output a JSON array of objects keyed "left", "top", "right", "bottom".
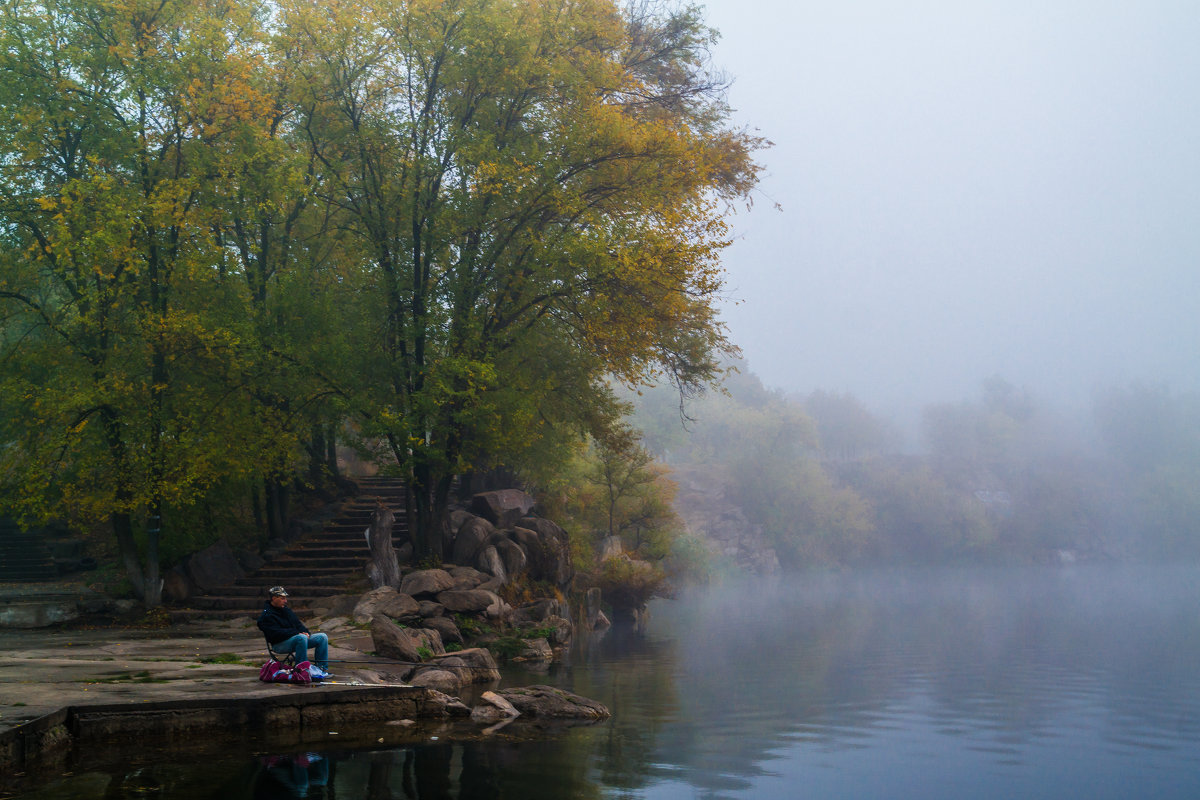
[{"left": 0, "top": 685, "right": 442, "bottom": 775}]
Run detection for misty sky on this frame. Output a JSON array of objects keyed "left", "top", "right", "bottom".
[{"left": 698, "top": 0, "right": 1200, "bottom": 414}]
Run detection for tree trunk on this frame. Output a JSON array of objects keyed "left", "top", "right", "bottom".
[
  {"left": 307, "top": 424, "right": 327, "bottom": 488},
  {"left": 144, "top": 507, "right": 162, "bottom": 607},
  {"left": 366, "top": 505, "right": 401, "bottom": 589},
  {"left": 325, "top": 426, "right": 339, "bottom": 479},
  {"left": 265, "top": 478, "right": 289, "bottom": 540},
  {"left": 410, "top": 464, "right": 447, "bottom": 564},
  {"left": 113, "top": 511, "right": 146, "bottom": 602}
]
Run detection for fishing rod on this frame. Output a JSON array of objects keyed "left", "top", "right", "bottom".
[{"left": 265, "top": 657, "right": 496, "bottom": 669}]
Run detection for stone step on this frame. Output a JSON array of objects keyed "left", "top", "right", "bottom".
[
  {"left": 190, "top": 591, "right": 343, "bottom": 610},
  {"left": 168, "top": 607, "right": 292, "bottom": 624},
  {"left": 174, "top": 480, "right": 409, "bottom": 619},
  {"left": 249, "top": 568, "right": 357, "bottom": 582},
  {"left": 320, "top": 521, "right": 408, "bottom": 532},
  {"left": 264, "top": 555, "right": 366, "bottom": 569},
  {"left": 0, "top": 532, "right": 58, "bottom": 582}
]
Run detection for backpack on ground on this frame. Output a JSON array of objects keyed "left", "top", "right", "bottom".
[{"left": 259, "top": 658, "right": 312, "bottom": 685}]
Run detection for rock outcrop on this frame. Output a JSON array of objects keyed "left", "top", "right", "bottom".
[{"left": 671, "top": 465, "right": 781, "bottom": 575}]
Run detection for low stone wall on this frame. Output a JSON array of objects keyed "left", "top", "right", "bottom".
[{"left": 0, "top": 685, "right": 441, "bottom": 775}]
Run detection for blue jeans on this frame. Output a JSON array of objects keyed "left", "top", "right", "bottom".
[{"left": 274, "top": 632, "right": 328, "bottom": 669}]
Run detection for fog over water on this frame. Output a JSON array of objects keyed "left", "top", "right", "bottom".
[{"left": 699, "top": 0, "right": 1200, "bottom": 414}]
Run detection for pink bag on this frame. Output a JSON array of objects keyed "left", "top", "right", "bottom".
[
  {"left": 259, "top": 659, "right": 287, "bottom": 682},
  {"left": 290, "top": 660, "right": 313, "bottom": 685},
  {"left": 259, "top": 659, "right": 312, "bottom": 684}
]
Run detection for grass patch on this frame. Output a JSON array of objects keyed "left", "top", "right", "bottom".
[{"left": 199, "top": 653, "right": 245, "bottom": 665}]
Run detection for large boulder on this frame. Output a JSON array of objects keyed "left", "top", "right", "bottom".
[
  {"left": 518, "top": 638, "right": 553, "bottom": 661},
  {"left": 400, "top": 569, "right": 456, "bottom": 597},
  {"left": 422, "top": 615, "right": 463, "bottom": 645},
  {"left": 540, "top": 615, "right": 573, "bottom": 646},
  {"left": 406, "top": 648, "right": 501, "bottom": 692},
  {"left": 470, "top": 490, "right": 536, "bottom": 529},
  {"left": 423, "top": 690, "right": 472, "bottom": 718},
  {"left": 451, "top": 517, "right": 495, "bottom": 566},
  {"left": 495, "top": 686, "right": 610, "bottom": 720},
  {"left": 436, "top": 589, "right": 500, "bottom": 614},
  {"left": 371, "top": 616, "right": 421, "bottom": 662},
  {"left": 418, "top": 600, "right": 446, "bottom": 618},
  {"left": 512, "top": 598, "right": 569, "bottom": 623},
  {"left": 446, "top": 566, "right": 488, "bottom": 590},
  {"left": 493, "top": 536, "right": 528, "bottom": 579},
  {"left": 410, "top": 626, "right": 445, "bottom": 656},
  {"left": 475, "top": 545, "right": 507, "bottom": 584},
  {"left": 516, "top": 518, "right": 574, "bottom": 589},
  {"left": 408, "top": 669, "right": 461, "bottom": 692},
  {"left": 353, "top": 586, "right": 421, "bottom": 625},
  {"left": 485, "top": 593, "right": 511, "bottom": 621},
  {"left": 598, "top": 535, "right": 624, "bottom": 561},
  {"left": 185, "top": 540, "right": 243, "bottom": 591},
  {"left": 470, "top": 691, "right": 520, "bottom": 723},
  {"left": 510, "top": 526, "right": 540, "bottom": 555},
  {"left": 427, "top": 648, "right": 500, "bottom": 684}
]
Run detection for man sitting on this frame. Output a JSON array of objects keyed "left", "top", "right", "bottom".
[{"left": 257, "top": 586, "right": 331, "bottom": 680}]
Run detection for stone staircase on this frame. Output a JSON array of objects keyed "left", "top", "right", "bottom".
[
  {"left": 0, "top": 519, "right": 59, "bottom": 583},
  {"left": 170, "top": 477, "right": 409, "bottom": 622}
]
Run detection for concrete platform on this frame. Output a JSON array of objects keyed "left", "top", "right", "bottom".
[
  {"left": 0, "top": 608, "right": 459, "bottom": 780},
  {"left": 0, "top": 614, "right": 394, "bottom": 734}
]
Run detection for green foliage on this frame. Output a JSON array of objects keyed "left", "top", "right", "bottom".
[
  {"left": 416, "top": 646, "right": 433, "bottom": 661},
  {"left": 594, "top": 555, "right": 670, "bottom": 610},
  {"left": 280, "top": 0, "right": 761, "bottom": 559},
  {"left": 534, "top": 424, "right": 697, "bottom": 584},
  {"left": 487, "top": 636, "right": 530, "bottom": 661},
  {"left": 454, "top": 614, "right": 490, "bottom": 637},
  {"left": 631, "top": 365, "right": 1200, "bottom": 566},
  {"left": 0, "top": 0, "right": 760, "bottom": 601}
]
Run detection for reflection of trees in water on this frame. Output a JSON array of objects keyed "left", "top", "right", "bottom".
[{"left": 299, "top": 739, "right": 601, "bottom": 800}]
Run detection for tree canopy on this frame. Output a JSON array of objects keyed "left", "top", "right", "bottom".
[{"left": 0, "top": 0, "right": 762, "bottom": 600}]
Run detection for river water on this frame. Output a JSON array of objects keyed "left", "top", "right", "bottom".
[{"left": 15, "top": 564, "right": 1200, "bottom": 799}]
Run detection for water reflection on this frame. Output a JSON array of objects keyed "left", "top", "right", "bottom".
[
  {"left": 256, "top": 753, "right": 329, "bottom": 799},
  {"left": 10, "top": 564, "right": 1200, "bottom": 799}
]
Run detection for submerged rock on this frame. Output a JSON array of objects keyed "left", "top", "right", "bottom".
[{"left": 495, "top": 686, "right": 610, "bottom": 720}]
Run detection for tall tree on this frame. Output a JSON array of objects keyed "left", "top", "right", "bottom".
[
  {"left": 0, "top": 0, "right": 286, "bottom": 603},
  {"left": 283, "top": 0, "right": 761, "bottom": 559}
]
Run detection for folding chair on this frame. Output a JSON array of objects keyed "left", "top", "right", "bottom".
[{"left": 265, "top": 636, "right": 296, "bottom": 667}]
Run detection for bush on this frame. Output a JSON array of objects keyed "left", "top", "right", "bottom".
[{"left": 595, "top": 555, "right": 669, "bottom": 612}]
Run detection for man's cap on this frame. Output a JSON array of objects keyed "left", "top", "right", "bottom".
[{"left": 269, "top": 586, "right": 289, "bottom": 597}]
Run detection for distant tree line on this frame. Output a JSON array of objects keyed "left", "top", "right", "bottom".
[
  {"left": 0, "top": 0, "right": 761, "bottom": 603},
  {"left": 630, "top": 364, "right": 1200, "bottom": 567}
]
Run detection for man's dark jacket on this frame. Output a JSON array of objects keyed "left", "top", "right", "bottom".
[{"left": 257, "top": 603, "right": 309, "bottom": 644}]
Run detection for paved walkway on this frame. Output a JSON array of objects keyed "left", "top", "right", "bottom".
[{"left": 0, "top": 610, "right": 382, "bottom": 737}]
